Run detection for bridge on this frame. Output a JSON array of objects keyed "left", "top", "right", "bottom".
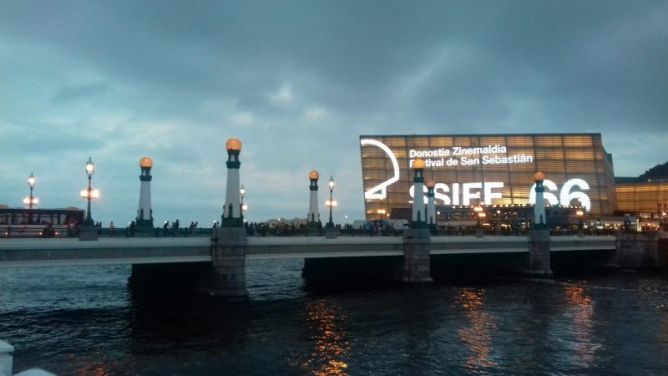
[
  {"left": 1, "top": 138, "right": 666, "bottom": 298},
  {"left": 0, "top": 235, "right": 616, "bottom": 267}
]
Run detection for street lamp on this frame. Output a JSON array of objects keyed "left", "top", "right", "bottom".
[
  {"left": 27, "top": 172, "right": 36, "bottom": 207},
  {"left": 240, "top": 184, "right": 246, "bottom": 216},
  {"left": 23, "top": 172, "right": 39, "bottom": 224},
  {"left": 79, "top": 157, "right": 100, "bottom": 241},
  {"left": 324, "top": 176, "right": 337, "bottom": 239},
  {"left": 473, "top": 205, "right": 484, "bottom": 237},
  {"left": 83, "top": 157, "right": 95, "bottom": 225},
  {"left": 576, "top": 208, "right": 584, "bottom": 236},
  {"left": 327, "top": 176, "right": 335, "bottom": 226}
]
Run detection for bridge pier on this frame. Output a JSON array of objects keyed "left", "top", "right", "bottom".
[
  {"left": 208, "top": 227, "right": 248, "bottom": 298},
  {"left": 401, "top": 159, "right": 433, "bottom": 283},
  {"left": 616, "top": 231, "right": 668, "bottom": 270},
  {"left": 402, "top": 227, "right": 433, "bottom": 282},
  {"left": 527, "top": 172, "right": 553, "bottom": 277},
  {"left": 528, "top": 228, "right": 553, "bottom": 276}
]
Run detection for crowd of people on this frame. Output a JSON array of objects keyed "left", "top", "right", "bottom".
[{"left": 23, "top": 218, "right": 659, "bottom": 239}]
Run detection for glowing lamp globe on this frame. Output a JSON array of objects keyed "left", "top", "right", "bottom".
[
  {"left": 534, "top": 171, "right": 545, "bottom": 181},
  {"left": 226, "top": 138, "right": 242, "bottom": 152},
  {"left": 425, "top": 180, "right": 436, "bottom": 189},
  {"left": 309, "top": 170, "right": 320, "bottom": 181},
  {"left": 139, "top": 157, "right": 153, "bottom": 169},
  {"left": 412, "top": 159, "right": 425, "bottom": 169}
]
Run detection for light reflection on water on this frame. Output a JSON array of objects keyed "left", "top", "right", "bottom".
[
  {"left": 303, "top": 298, "right": 350, "bottom": 375},
  {"left": 456, "top": 288, "right": 497, "bottom": 370},
  {"left": 563, "top": 284, "right": 600, "bottom": 369},
  {"left": 2, "top": 262, "right": 668, "bottom": 375}
]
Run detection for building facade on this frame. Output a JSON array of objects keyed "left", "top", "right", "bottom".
[
  {"left": 360, "top": 134, "right": 617, "bottom": 222},
  {"left": 615, "top": 178, "right": 668, "bottom": 220}
]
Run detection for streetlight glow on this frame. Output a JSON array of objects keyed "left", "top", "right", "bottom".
[
  {"left": 27, "top": 172, "right": 36, "bottom": 188},
  {"left": 325, "top": 199, "right": 338, "bottom": 207},
  {"left": 240, "top": 184, "right": 246, "bottom": 216},
  {"left": 85, "top": 157, "right": 95, "bottom": 176},
  {"left": 81, "top": 189, "right": 100, "bottom": 199},
  {"left": 23, "top": 197, "right": 39, "bottom": 205}
]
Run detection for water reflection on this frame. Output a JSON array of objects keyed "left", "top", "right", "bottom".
[
  {"left": 62, "top": 352, "right": 114, "bottom": 376},
  {"left": 662, "top": 311, "right": 668, "bottom": 344},
  {"left": 456, "top": 288, "right": 497, "bottom": 370},
  {"left": 303, "top": 298, "right": 350, "bottom": 375},
  {"left": 75, "top": 362, "right": 112, "bottom": 376},
  {"left": 563, "top": 284, "right": 599, "bottom": 368}
]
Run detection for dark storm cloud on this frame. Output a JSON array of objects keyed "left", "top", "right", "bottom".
[{"left": 2, "top": 1, "right": 664, "bottom": 123}]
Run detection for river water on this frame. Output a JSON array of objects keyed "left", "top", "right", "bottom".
[{"left": 1, "top": 260, "right": 668, "bottom": 375}]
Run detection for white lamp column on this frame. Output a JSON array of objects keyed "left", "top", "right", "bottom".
[
  {"left": 307, "top": 170, "right": 321, "bottom": 235},
  {"left": 426, "top": 180, "right": 436, "bottom": 228},
  {"left": 222, "top": 138, "right": 243, "bottom": 227},
  {"left": 533, "top": 172, "right": 547, "bottom": 229},
  {"left": 136, "top": 157, "right": 154, "bottom": 234},
  {"left": 411, "top": 159, "right": 427, "bottom": 227},
  {"left": 210, "top": 137, "right": 249, "bottom": 298}
]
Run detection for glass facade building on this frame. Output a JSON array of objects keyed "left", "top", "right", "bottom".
[
  {"left": 615, "top": 179, "right": 668, "bottom": 219},
  {"left": 359, "top": 134, "right": 616, "bottom": 221}
]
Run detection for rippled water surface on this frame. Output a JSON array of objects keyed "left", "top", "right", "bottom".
[{"left": 2, "top": 260, "right": 668, "bottom": 375}]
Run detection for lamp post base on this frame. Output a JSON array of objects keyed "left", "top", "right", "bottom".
[
  {"left": 79, "top": 223, "right": 99, "bottom": 241},
  {"left": 307, "top": 222, "right": 321, "bottom": 236},
  {"left": 325, "top": 224, "right": 337, "bottom": 239}
]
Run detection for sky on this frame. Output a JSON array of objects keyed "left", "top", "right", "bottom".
[{"left": 1, "top": 1, "right": 666, "bottom": 226}]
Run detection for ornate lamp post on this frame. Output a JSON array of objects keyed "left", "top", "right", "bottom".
[
  {"left": 221, "top": 138, "right": 243, "bottom": 227},
  {"left": 136, "top": 157, "right": 154, "bottom": 235},
  {"left": 325, "top": 176, "right": 337, "bottom": 239},
  {"left": 327, "top": 177, "right": 335, "bottom": 225},
  {"left": 474, "top": 205, "right": 484, "bottom": 237},
  {"left": 240, "top": 184, "right": 246, "bottom": 216},
  {"left": 23, "top": 172, "right": 39, "bottom": 224},
  {"left": 576, "top": 208, "right": 584, "bottom": 237},
  {"left": 27, "top": 172, "right": 36, "bottom": 209},
  {"left": 84, "top": 157, "right": 95, "bottom": 225},
  {"left": 79, "top": 157, "right": 100, "bottom": 240},
  {"left": 307, "top": 170, "right": 321, "bottom": 235}
]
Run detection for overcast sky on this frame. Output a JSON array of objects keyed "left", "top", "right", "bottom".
[{"left": 1, "top": 1, "right": 666, "bottom": 226}]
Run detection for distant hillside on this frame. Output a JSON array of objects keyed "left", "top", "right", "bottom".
[{"left": 638, "top": 161, "right": 668, "bottom": 180}]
